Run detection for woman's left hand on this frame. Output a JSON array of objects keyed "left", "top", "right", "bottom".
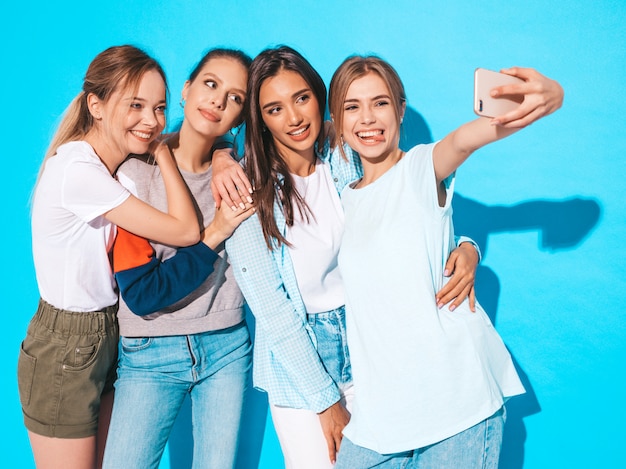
[
  {"left": 490, "top": 66, "right": 564, "bottom": 128},
  {"left": 436, "top": 242, "right": 479, "bottom": 312}
]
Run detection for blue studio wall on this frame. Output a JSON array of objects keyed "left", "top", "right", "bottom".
[{"left": 3, "top": 1, "right": 625, "bottom": 468}]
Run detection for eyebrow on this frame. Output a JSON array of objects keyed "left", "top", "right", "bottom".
[
  {"left": 262, "top": 87, "right": 311, "bottom": 110},
  {"left": 344, "top": 94, "right": 391, "bottom": 103},
  {"left": 201, "top": 72, "right": 246, "bottom": 96},
  {"left": 129, "top": 96, "right": 167, "bottom": 105}
]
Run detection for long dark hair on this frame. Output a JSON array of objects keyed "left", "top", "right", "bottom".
[{"left": 244, "top": 45, "right": 326, "bottom": 249}]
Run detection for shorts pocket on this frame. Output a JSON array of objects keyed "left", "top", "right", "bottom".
[
  {"left": 17, "top": 342, "right": 37, "bottom": 407},
  {"left": 63, "top": 335, "right": 102, "bottom": 372}
]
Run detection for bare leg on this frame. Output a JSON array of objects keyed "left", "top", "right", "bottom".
[
  {"left": 96, "top": 391, "right": 114, "bottom": 469},
  {"left": 29, "top": 431, "right": 96, "bottom": 469}
]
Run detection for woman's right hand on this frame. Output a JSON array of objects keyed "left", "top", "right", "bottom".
[
  {"left": 318, "top": 401, "right": 351, "bottom": 464},
  {"left": 202, "top": 201, "right": 255, "bottom": 249},
  {"left": 211, "top": 148, "right": 254, "bottom": 211}
]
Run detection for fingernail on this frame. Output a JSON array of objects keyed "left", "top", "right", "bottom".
[
  {"left": 239, "top": 203, "right": 246, "bottom": 209},
  {"left": 247, "top": 196, "right": 253, "bottom": 203},
  {"left": 449, "top": 304, "right": 456, "bottom": 312},
  {"left": 437, "top": 302, "right": 443, "bottom": 309},
  {"left": 443, "top": 269, "right": 450, "bottom": 276},
  {"left": 231, "top": 206, "right": 237, "bottom": 212},
  {"left": 248, "top": 188, "right": 254, "bottom": 194}
]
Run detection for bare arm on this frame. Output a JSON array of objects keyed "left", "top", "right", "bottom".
[
  {"left": 434, "top": 67, "right": 563, "bottom": 184},
  {"left": 106, "top": 143, "right": 200, "bottom": 246}
]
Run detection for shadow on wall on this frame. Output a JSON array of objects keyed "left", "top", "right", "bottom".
[
  {"left": 402, "top": 106, "right": 601, "bottom": 469},
  {"left": 165, "top": 106, "right": 601, "bottom": 469}
]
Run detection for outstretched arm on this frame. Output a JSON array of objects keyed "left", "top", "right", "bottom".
[{"left": 434, "top": 67, "right": 563, "bottom": 183}]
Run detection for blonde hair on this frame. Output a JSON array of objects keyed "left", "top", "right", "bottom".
[
  {"left": 329, "top": 55, "right": 406, "bottom": 157},
  {"left": 41, "top": 45, "right": 167, "bottom": 168}
]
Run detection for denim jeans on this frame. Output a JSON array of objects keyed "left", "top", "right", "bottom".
[
  {"left": 335, "top": 407, "right": 506, "bottom": 469},
  {"left": 102, "top": 322, "right": 251, "bottom": 469},
  {"left": 307, "top": 305, "right": 352, "bottom": 390}
]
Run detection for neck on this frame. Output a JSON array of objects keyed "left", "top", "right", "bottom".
[
  {"left": 282, "top": 148, "right": 317, "bottom": 177},
  {"left": 173, "top": 122, "right": 217, "bottom": 173},
  {"left": 83, "top": 130, "right": 123, "bottom": 175},
  {"left": 358, "top": 147, "right": 404, "bottom": 188}
]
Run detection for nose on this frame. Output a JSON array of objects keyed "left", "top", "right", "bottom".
[
  {"left": 287, "top": 105, "right": 303, "bottom": 125},
  {"left": 142, "top": 108, "right": 159, "bottom": 128},
  {"left": 212, "top": 92, "right": 227, "bottom": 110},
  {"left": 360, "top": 105, "right": 375, "bottom": 125}
]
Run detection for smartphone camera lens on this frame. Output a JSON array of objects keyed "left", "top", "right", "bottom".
[{"left": 479, "top": 100, "right": 483, "bottom": 112}]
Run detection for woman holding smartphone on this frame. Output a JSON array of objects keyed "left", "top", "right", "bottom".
[{"left": 328, "top": 56, "right": 563, "bottom": 468}]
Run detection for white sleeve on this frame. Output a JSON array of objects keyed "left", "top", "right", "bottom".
[{"left": 62, "top": 158, "right": 130, "bottom": 222}]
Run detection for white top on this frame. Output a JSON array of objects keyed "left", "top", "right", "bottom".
[
  {"left": 286, "top": 159, "right": 345, "bottom": 314},
  {"left": 31, "top": 141, "right": 130, "bottom": 311},
  {"left": 339, "top": 143, "right": 524, "bottom": 453}
]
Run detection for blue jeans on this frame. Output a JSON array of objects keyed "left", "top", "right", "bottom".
[
  {"left": 335, "top": 407, "right": 506, "bottom": 469},
  {"left": 307, "top": 305, "right": 352, "bottom": 390},
  {"left": 102, "top": 322, "right": 252, "bottom": 469}
]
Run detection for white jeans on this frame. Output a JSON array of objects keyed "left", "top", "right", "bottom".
[{"left": 271, "top": 384, "right": 355, "bottom": 469}]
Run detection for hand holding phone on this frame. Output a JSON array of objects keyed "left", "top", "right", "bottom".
[{"left": 474, "top": 68, "right": 525, "bottom": 118}]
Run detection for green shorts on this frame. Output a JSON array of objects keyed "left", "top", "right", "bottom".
[{"left": 17, "top": 299, "right": 119, "bottom": 438}]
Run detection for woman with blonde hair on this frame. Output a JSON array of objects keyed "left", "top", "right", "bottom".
[
  {"left": 18, "top": 45, "right": 200, "bottom": 469},
  {"left": 328, "top": 55, "right": 563, "bottom": 468}
]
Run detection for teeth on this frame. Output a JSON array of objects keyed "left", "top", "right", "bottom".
[
  {"left": 357, "top": 130, "right": 382, "bottom": 138},
  {"left": 289, "top": 126, "right": 308, "bottom": 136},
  {"left": 131, "top": 130, "right": 152, "bottom": 139}
]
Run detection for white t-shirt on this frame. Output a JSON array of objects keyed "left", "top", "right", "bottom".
[
  {"left": 286, "top": 159, "right": 345, "bottom": 314},
  {"left": 31, "top": 141, "right": 130, "bottom": 311},
  {"left": 339, "top": 143, "right": 524, "bottom": 454}
]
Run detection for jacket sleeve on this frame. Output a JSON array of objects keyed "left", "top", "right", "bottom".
[
  {"left": 113, "top": 227, "right": 218, "bottom": 316},
  {"left": 225, "top": 215, "right": 340, "bottom": 413}
]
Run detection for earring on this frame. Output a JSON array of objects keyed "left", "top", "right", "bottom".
[{"left": 179, "top": 98, "right": 185, "bottom": 108}]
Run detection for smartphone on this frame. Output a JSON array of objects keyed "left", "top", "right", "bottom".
[{"left": 474, "top": 68, "right": 524, "bottom": 118}]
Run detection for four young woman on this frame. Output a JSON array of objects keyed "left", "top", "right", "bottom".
[{"left": 19, "top": 42, "right": 563, "bottom": 469}]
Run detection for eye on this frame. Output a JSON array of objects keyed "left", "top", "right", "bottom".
[
  {"left": 296, "top": 94, "right": 310, "bottom": 104},
  {"left": 155, "top": 104, "right": 167, "bottom": 113},
  {"left": 374, "top": 99, "right": 390, "bottom": 107},
  {"left": 130, "top": 102, "right": 143, "bottom": 110},
  {"left": 344, "top": 104, "right": 358, "bottom": 112},
  {"left": 204, "top": 80, "right": 217, "bottom": 89},
  {"left": 267, "top": 106, "right": 281, "bottom": 115},
  {"left": 228, "top": 94, "right": 243, "bottom": 105}
]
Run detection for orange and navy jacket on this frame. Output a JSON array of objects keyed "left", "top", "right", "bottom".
[{"left": 113, "top": 227, "right": 218, "bottom": 316}]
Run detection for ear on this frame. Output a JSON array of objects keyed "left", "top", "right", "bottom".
[
  {"left": 181, "top": 81, "right": 191, "bottom": 101},
  {"left": 87, "top": 93, "right": 103, "bottom": 120}
]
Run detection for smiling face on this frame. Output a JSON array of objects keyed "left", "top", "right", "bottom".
[
  {"left": 182, "top": 56, "right": 248, "bottom": 139},
  {"left": 95, "top": 68, "right": 167, "bottom": 158},
  {"left": 340, "top": 71, "right": 404, "bottom": 163},
  {"left": 259, "top": 69, "right": 322, "bottom": 164}
]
